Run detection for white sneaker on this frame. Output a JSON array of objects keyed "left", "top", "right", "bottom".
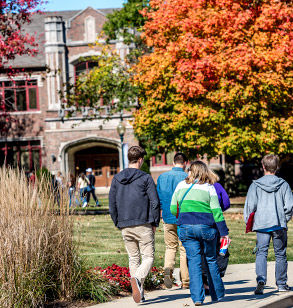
[
  {"left": 82, "top": 202, "right": 88, "bottom": 208},
  {"left": 278, "top": 285, "right": 291, "bottom": 292}
]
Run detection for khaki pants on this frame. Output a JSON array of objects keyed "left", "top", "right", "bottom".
[
  {"left": 164, "top": 223, "right": 189, "bottom": 286},
  {"left": 122, "top": 224, "right": 155, "bottom": 282}
]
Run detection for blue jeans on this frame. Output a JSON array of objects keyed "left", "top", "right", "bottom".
[
  {"left": 80, "top": 188, "right": 87, "bottom": 204},
  {"left": 256, "top": 229, "right": 287, "bottom": 286},
  {"left": 179, "top": 224, "right": 225, "bottom": 303},
  {"left": 69, "top": 187, "right": 74, "bottom": 206}
]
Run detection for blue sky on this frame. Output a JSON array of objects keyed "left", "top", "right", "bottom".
[{"left": 39, "top": 0, "right": 125, "bottom": 11}]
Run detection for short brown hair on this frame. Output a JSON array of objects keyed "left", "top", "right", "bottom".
[
  {"left": 262, "top": 154, "right": 279, "bottom": 173},
  {"left": 128, "top": 146, "right": 147, "bottom": 164},
  {"left": 174, "top": 152, "right": 188, "bottom": 165},
  {"left": 186, "top": 160, "right": 218, "bottom": 185}
]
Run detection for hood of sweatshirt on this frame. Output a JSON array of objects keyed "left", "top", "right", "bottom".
[
  {"left": 253, "top": 175, "right": 285, "bottom": 193},
  {"left": 115, "top": 168, "right": 146, "bottom": 184}
]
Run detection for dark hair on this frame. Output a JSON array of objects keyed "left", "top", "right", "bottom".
[
  {"left": 262, "top": 154, "right": 279, "bottom": 173},
  {"left": 128, "top": 146, "right": 147, "bottom": 164},
  {"left": 174, "top": 152, "right": 188, "bottom": 165}
]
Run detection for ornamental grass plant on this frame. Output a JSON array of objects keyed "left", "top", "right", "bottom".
[{"left": 0, "top": 167, "right": 118, "bottom": 307}]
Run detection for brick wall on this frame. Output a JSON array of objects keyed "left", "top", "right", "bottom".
[{"left": 67, "top": 8, "right": 107, "bottom": 42}]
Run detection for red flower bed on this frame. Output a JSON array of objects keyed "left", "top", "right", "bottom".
[
  {"left": 93, "top": 264, "right": 164, "bottom": 292},
  {"left": 94, "top": 264, "right": 131, "bottom": 291}
]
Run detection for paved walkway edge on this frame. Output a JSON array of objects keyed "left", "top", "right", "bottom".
[
  {"left": 87, "top": 263, "right": 293, "bottom": 308},
  {"left": 259, "top": 294, "right": 293, "bottom": 308}
]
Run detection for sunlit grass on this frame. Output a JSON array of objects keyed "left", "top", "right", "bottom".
[{"left": 74, "top": 212, "right": 293, "bottom": 269}]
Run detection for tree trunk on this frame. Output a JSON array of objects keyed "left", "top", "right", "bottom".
[{"left": 224, "top": 155, "right": 237, "bottom": 197}]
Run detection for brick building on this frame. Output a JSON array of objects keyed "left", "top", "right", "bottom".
[{"left": 0, "top": 7, "right": 224, "bottom": 191}]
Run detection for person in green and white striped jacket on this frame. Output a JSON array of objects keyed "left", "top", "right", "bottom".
[{"left": 170, "top": 160, "right": 230, "bottom": 305}]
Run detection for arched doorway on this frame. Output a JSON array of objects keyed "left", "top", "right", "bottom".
[
  {"left": 60, "top": 137, "right": 122, "bottom": 188},
  {"left": 75, "top": 146, "right": 119, "bottom": 187}
]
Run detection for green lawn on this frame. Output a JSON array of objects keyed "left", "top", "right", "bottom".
[{"left": 74, "top": 212, "right": 293, "bottom": 269}]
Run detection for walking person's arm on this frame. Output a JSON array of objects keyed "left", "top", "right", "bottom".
[
  {"left": 210, "top": 185, "right": 229, "bottom": 237},
  {"left": 214, "top": 183, "right": 230, "bottom": 212},
  {"left": 170, "top": 184, "right": 179, "bottom": 216},
  {"left": 282, "top": 182, "right": 293, "bottom": 222},
  {"left": 109, "top": 179, "right": 119, "bottom": 227},
  {"left": 77, "top": 178, "right": 81, "bottom": 190},
  {"left": 156, "top": 176, "right": 164, "bottom": 223},
  {"left": 146, "top": 175, "right": 160, "bottom": 229},
  {"left": 244, "top": 183, "right": 258, "bottom": 224}
]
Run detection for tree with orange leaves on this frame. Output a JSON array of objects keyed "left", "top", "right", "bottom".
[{"left": 134, "top": 0, "right": 293, "bottom": 163}]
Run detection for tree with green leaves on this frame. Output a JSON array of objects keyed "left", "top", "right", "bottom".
[
  {"left": 103, "top": 0, "right": 148, "bottom": 44},
  {"left": 61, "top": 43, "right": 138, "bottom": 121},
  {"left": 103, "top": 0, "right": 150, "bottom": 62}
]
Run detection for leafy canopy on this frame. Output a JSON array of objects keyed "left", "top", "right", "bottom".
[
  {"left": 103, "top": 0, "right": 150, "bottom": 63},
  {"left": 0, "top": 0, "right": 45, "bottom": 71},
  {"left": 134, "top": 0, "right": 293, "bottom": 159},
  {"left": 61, "top": 43, "right": 138, "bottom": 121},
  {"left": 103, "top": 0, "right": 148, "bottom": 45}
]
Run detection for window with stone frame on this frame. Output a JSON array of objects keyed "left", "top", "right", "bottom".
[
  {"left": 0, "top": 140, "right": 41, "bottom": 174},
  {"left": 152, "top": 152, "right": 176, "bottom": 166},
  {"left": 74, "top": 61, "right": 99, "bottom": 81},
  {"left": 74, "top": 61, "right": 107, "bottom": 108},
  {"left": 0, "top": 80, "right": 39, "bottom": 112}
]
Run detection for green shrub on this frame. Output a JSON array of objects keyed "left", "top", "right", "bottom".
[
  {"left": 140, "top": 161, "right": 150, "bottom": 174},
  {"left": 75, "top": 269, "right": 119, "bottom": 303},
  {"left": 36, "top": 167, "right": 52, "bottom": 180}
]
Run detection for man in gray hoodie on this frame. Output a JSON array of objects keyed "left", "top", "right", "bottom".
[
  {"left": 244, "top": 154, "right": 293, "bottom": 295},
  {"left": 109, "top": 146, "right": 160, "bottom": 303}
]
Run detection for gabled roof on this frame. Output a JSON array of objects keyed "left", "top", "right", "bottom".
[
  {"left": 8, "top": 8, "right": 119, "bottom": 69},
  {"left": 69, "top": 6, "right": 106, "bottom": 21}
]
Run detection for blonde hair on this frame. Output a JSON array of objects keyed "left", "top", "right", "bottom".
[{"left": 186, "top": 161, "right": 219, "bottom": 185}]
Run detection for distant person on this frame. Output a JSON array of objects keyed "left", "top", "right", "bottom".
[
  {"left": 156, "top": 152, "right": 189, "bottom": 289},
  {"left": 56, "top": 171, "right": 64, "bottom": 187},
  {"left": 171, "top": 161, "right": 230, "bottom": 305},
  {"left": 29, "top": 170, "right": 36, "bottom": 186},
  {"left": 77, "top": 172, "right": 90, "bottom": 207},
  {"left": 67, "top": 173, "right": 76, "bottom": 207},
  {"left": 244, "top": 154, "right": 293, "bottom": 295},
  {"left": 51, "top": 174, "right": 60, "bottom": 206},
  {"left": 109, "top": 146, "right": 160, "bottom": 303},
  {"left": 86, "top": 168, "right": 100, "bottom": 206}
]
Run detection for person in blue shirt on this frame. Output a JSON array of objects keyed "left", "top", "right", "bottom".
[{"left": 157, "top": 152, "right": 189, "bottom": 289}]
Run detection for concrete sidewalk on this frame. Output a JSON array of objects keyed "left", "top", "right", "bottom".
[{"left": 89, "top": 262, "right": 293, "bottom": 308}]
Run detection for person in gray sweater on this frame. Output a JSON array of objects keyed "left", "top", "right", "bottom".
[{"left": 244, "top": 154, "right": 293, "bottom": 295}]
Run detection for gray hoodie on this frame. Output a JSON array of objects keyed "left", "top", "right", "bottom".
[{"left": 244, "top": 175, "right": 293, "bottom": 231}]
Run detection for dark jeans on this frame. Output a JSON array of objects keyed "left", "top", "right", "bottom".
[
  {"left": 86, "top": 185, "right": 99, "bottom": 204},
  {"left": 256, "top": 229, "right": 287, "bottom": 287},
  {"left": 201, "top": 235, "right": 229, "bottom": 285}
]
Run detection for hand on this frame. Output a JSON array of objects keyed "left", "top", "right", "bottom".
[
  {"left": 220, "top": 235, "right": 231, "bottom": 245},
  {"left": 152, "top": 226, "right": 156, "bottom": 233}
]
